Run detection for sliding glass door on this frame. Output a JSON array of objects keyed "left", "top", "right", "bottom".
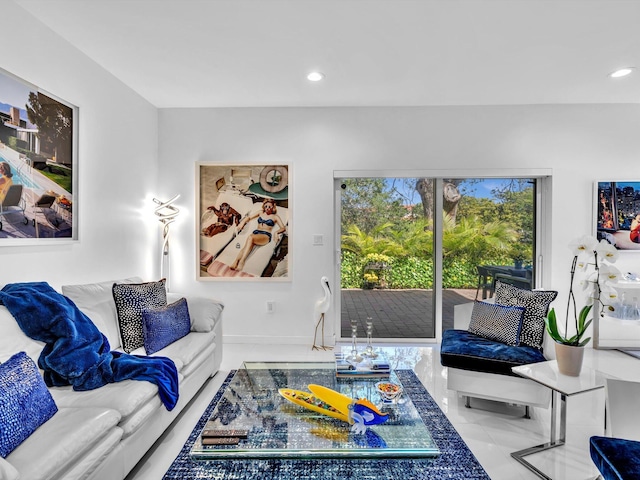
[
  {"left": 338, "top": 177, "right": 436, "bottom": 340},
  {"left": 336, "top": 174, "right": 540, "bottom": 342}
]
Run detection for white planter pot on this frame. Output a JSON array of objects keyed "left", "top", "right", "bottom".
[{"left": 555, "top": 343, "right": 585, "bottom": 376}]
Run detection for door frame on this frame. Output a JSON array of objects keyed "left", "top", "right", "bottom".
[{"left": 333, "top": 168, "right": 552, "bottom": 344}]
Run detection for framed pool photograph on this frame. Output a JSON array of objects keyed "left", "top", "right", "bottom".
[
  {"left": 595, "top": 181, "right": 640, "bottom": 251},
  {"left": 0, "top": 67, "right": 77, "bottom": 244},
  {"left": 197, "top": 163, "right": 290, "bottom": 281}
]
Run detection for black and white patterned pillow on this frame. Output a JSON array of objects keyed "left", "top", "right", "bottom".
[
  {"left": 112, "top": 279, "right": 167, "bottom": 353},
  {"left": 468, "top": 301, "right": 525, "bottom": 346},
  {"left": 494, "top": 281, "right": 558, "bottom": 350}
]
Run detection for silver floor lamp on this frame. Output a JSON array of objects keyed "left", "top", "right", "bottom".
[{"left": 153, "top": 194, "right": 180, "bottom": 284}]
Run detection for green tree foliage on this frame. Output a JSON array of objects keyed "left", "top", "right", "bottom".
[
  {"left": 456, "top": 196, "right": 498, "bottom": 224},
  {"left": 26, "top": 92, "right": 73, "bottom": 165},
  {"left": 493, "top": 182, "right": 534, "bottom": 244},
  {"left": 341, "top": 223, "right": 403, "bottom": 257},
  {"left": 443, "top": 216, "right": 518, "bottom": 264},
  {"left": 340, "top": 178, "right": 535, "bottom": 289},
  {"left": 340, "top": 178, "right": 407, "bottom": 235}
]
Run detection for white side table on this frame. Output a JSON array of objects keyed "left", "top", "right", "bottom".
[{"left": 511, "top": 360, "right": 606, "bottom": 480}]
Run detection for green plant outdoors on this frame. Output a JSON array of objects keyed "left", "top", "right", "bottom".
[
  {"left": 340, "top": 177, "right": 534, "bottom": 290},
  {"left": 341, "top": 215, "right": 522, "bottom": 289},
  {"left": 40, "top": 167, "right": 73, "bottom": 193}
]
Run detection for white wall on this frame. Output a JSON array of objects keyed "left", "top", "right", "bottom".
[
  {"left": 6, "top": 0, "right": 640, "bottom": 347},
  {"left": 0, "top": 1, "right": 159, "bottom": 289},
  {"left": 158, "top": 105, "right": 640, "bottom": 344}
]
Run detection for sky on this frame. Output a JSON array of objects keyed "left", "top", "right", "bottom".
[
  {"left": 0, "top": 70, "right": 32, "bottom": 111},
  {"left": 385, "top": 178, "right": 515, "bottom": 205}
]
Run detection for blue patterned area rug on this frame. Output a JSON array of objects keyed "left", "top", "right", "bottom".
[{"left": 163, "top": 369, "right": 489, "bottom": 479}]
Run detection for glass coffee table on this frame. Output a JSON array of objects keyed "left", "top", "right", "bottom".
[{"left": 190, "top": 361, "right": 440, "bottom": 459}]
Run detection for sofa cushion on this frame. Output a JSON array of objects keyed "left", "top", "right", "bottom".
[
  {"left": 167, "top": 293, "right": 224, "bottom": 332},
  {"left": 128, "top": 330, "right": 214, "bottom": 374},
  {"left": 468, "top": 300, "right": 525, "bottom": 346},
  {"left": 590, "top": 436, "right": 640, "bottom": 480},
  {"left": 63, "top": 427, "right": 122, "bottom": 480},
  {"left": 0, "top": 307, "right": 44, "bottom": 364},
  {"left": 0, "top": 352, "right": 58, "bottom": 458},
  {"left": 179, "top": 340, "right": 216, "bottom": 378},
  {"left": 440, "top": 329, "right": 547, "bottom": 376},
  {"left": 62, "top": 277, "right": 142, "bottom": 350},
  {"left": 142, "top": 298, "right": 191, "bottom": 354},
  {"left": 50, "top": 378, "right": 160, "bottom": 421},
  {"left": 494, "top": 281, "right": 558, "bottom": 350},
  {"left": 119, "top": 396, "right": 162, "bottom": 438},
  {"left": 0, "top": 456, "right": 19, "bottom": 480},
  {"left": 113, "top": 279, "right": 167, "bottom": 353},
  {"left": 6, "top": 407, "right": 121, "bottom": 480}
]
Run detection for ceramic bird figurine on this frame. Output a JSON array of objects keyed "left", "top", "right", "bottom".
[{"left": 313, "top": 276, "right": 332, "bottom": 350}]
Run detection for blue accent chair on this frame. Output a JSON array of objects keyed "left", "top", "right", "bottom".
[
  {"left": 590, "top": 378, "right": 640, "bottom": 480},
  {"left": 440, "top": 301, "right": 551, "bottom": 416},
  {"left": 590, "top": 436, "right": 640, "bottom": 480}
]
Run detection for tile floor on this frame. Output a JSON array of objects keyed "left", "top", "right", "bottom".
[{"left": 126, "top": 342, "right": 611, "bottom": 480}]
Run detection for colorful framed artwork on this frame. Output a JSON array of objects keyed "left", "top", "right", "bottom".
[
  {"left": 595, "top": 181, "right": 640, "bottom": 251},
  {"left": 197, "top": 163, "right": 290, "bottom": 281},
  {"left": 0, "top": 68, "right": 77, "bottom": 244}
]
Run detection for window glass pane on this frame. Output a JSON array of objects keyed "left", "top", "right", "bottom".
[
  {"left": 340, "top": 178, "right": 436, "bottom": 339},
  {"left": 338, "top": 176, "right": 536, "bottom": 340}
]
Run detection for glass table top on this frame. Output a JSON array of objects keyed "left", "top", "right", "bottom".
[{"left": 190, "top": 361, "right": 440, "bottom": 459}]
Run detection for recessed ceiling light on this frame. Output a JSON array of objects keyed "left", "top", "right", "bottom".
[
  {"left": 609, "top": 67, "right": 634, "bottom": 78},
  {"left": 307, "top": 71, "right": 325, "bottom": 82}
]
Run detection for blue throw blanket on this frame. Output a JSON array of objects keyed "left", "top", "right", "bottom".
[{"left": 0, "top": 282, "right": 179, "bottom": 410}]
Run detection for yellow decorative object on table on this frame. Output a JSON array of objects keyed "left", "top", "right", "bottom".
[{"left": 278, "top": 383, "right": 388, "bottom": 434}]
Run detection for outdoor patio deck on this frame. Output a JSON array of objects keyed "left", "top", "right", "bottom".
[
  {"left": 0, "top": 187, "right": 71, "bottom": 239},
  {"left": 341, "top": 288, "right": 476, "bottom": 339}
]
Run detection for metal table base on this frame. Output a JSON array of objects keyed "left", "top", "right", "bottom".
[{"left": 511, "top": 391, "right": 566, "bottom": 480}]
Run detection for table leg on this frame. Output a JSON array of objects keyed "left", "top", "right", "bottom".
[{"left": 511, "top": 391, "right": 567, "bottom": 480}]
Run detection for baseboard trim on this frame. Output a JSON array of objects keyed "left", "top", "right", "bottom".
[{"left": 223, "top": 334, "right": 314, "bottom": 345}]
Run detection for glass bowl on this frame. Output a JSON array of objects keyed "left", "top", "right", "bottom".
[{"left": 375, "top": 381, "right": 403, "bottom": 402}]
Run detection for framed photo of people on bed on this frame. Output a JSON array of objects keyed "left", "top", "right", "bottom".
[
  {"left": 0, "top": 67, "right": 78, "bottom": 245},
  {"left": 197, "top": 163, "right": 291, "bottom": 281},
  {"left": 595, "top": 181, "right": 640, "bottom": 251}
]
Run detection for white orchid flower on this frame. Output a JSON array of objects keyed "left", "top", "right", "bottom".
[
  {"left": 596, "top": 239, "right": 619, "bottom": 264},
  {"left": 575, "top": 259, "right": 590, "bottom": 271},
  {"left": 598, "top": 264, "right": 621, "bottom": 285},
  {"left": 569, "top": 235, "right": 598, "bottom": 256},
  {"left": 580, "top": 277, "right": 596, "bottom": 291},
  {"left": 599, "top": 285, "right": 619, "bottom": 303}
]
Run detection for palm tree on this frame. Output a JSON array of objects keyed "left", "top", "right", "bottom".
[
  {"left": 341, "top": 223, "right": 403, "bottom": 257},
  {"left": 443, "top": 216, "right": 518, "bottom": 263}
]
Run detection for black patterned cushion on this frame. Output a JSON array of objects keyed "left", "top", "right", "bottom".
[
  {"left": 142, "top": 298, "right": 191, "bottom": 354},
  {"left": 468, "top": 301, "right": 525, "bottom": 346},
  {"left": 494, "top": 281, "right": 558, "bottom": 350},
  {"left": 112, "top": 279, "right": 167, "bottom": 353}
]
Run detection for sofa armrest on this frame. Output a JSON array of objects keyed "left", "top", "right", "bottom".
[
  {"left": 167, "top": 293, "right": 224, "bottom": 333},
  {"left": 0, "top": 457, "right": 19, "bottom": 480}
]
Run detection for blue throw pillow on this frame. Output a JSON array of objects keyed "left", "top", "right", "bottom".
[
  {"left": 142, "top": 297, "right": 191, "bottom": 355},
  {"left": 468, "top": 301, "right": 526, "bottom": 346},
  {"left": 0, "top": 352, "right": 58, "bottom": 458}
]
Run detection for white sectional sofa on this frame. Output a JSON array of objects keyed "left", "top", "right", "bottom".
[{"left": 0, "top": 278, "right": 224, "bottom": 480}]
